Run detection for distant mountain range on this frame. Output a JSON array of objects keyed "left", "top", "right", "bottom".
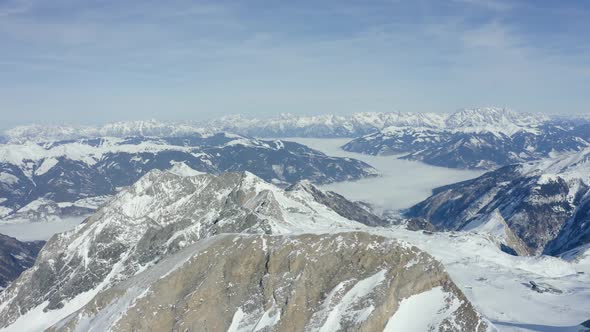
[
  {"left": 407, "top": 147, "right": 590, "bottom": 256},
  {"left": 4, "top": 108, "right": 589, "bottom": 171},
  {"left": 343, "top": 108, "right": 590, "bottom": 169},
  {"left": 2, "top": 112, "right": 449, "bottom": 142},
  {"left": 0, "top": 133, "right": 376, "bottom": 221}
]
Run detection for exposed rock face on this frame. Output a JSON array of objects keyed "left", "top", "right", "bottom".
[
  {"left": 0, "top": 171, "right": 378, "bottom": 330},
  {"left": 50, "top": 233, "right": 488, "bottom": 332},
  {"left": 407, "top": 150, "right": 590, "bottom": 256},
  {"left": 0, "top": 233, "right": 44, "bottom": 289},
  {"left": 0, "top": 134, "right": 377, "bottom": 221},
  {"left": 404, "top": 217, "right": 438, "bottom": 232}
]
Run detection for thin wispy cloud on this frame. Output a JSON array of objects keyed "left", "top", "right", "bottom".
[
  {"left": 0, "top": 0, "right": 33, "bottom": 17},
  {"left": 0, "top": 0, "right": 588, "bottom": 128},
  {"left": 454, "top": 0, "right": 514, "bottom": 11}
]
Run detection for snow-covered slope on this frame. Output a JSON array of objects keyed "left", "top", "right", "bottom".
[
  {"left": 0, "top": 133, "right": 377, "bottom": 221},
  {"left": 407, "top": 148, "right": 590, "bottom": 256},
  {"left": 444, "top": 107, "right": 547, "bottom": 135},
  {"left": 0, "top": 170, "right": 487, "bottom": 331},
  {"left": 372, "top": 226, "right": 590, "bottom": 332},
  {"left": 343, "top": 108, "right": 589, "bottom": 169}
]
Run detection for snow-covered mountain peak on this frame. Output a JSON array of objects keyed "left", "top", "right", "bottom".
[
  {"left": 445, "top": 107, "right": 548, "bottom": 135},
  {"left": 0, "top": 169, "right": 383, "bottom": 330},
  {"left": 2, "top": 109, "right": 556, "bottom": 143}
]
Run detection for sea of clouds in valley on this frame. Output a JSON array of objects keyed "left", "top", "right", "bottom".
[{"left": 285, "top": 138, "right": 483, "bottom": 212}]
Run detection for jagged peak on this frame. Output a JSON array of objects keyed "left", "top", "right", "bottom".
[{"left": 285, "top": 179, "right": 316, "bottom": 192}]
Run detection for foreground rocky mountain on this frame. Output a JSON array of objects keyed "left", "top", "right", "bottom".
[
  {"left": 343, "top": 108, "right": 590, "bottom": 170},
  {"left": 50, "top": 233, "right": 487, "bottom": 332},
  {"left": 0, "top": 170, "right": 488, "bottom": 331},
  {"left": 0, "top": 233, "right": 44, "bottom": 290},
  {"left": 0, "top": 133, "right": 376, "bottom": 221},
  {"left": 406, "top": 148, "right": 590, "bottom": 256}
]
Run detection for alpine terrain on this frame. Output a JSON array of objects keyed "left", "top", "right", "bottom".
[
  {"left": 0, "top": 133, "right": 376, "bottom": 221},
  {"left": 0, "top": 169, "right": 488, "bottom": 331},
  {"left": 0, "top": 233, "right": 44, "bottom": 290},
  {"left": 407, "top": 147, "right": 590, "bottom": 256}
]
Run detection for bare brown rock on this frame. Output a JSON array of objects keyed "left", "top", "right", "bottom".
[{"left": 52, "top": 232, "right": 487, "bottom": 332}]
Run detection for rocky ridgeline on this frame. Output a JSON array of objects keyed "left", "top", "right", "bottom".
[{"left": 51, "top": 233, "right": 487, "bottom": 332}]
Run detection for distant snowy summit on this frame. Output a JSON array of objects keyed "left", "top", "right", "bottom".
[
  {"left": 2, "top": 112, "right": 445, "bottom": 142},
  {"left": 343, "top": 107, "right": 590, "bottom": 169},
  {"left": 3, "top": 120, "right": 213, "bottom": 144}
]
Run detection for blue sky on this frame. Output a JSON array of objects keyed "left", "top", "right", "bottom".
[{"left": 0, "top": 0, "right": 589, "bottom": 127}]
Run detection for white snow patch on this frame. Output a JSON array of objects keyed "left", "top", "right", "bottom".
[
  {"left": 316, "top": 269, "right": 388, "bottom": 331},
  {"left": 0, "top": 173, "right": 19, "bottom": 185},
  {"left": 384, "top": 286, "right": 461, "bottom": 331},
  {"left": 34, "top": 157, "right": 59, "bottom": 176},
  {"left": 0, "top": 217, "right": 85, "bottom": 241},
  {"left": 168, "top": 161, "right": 205, "bottom": 177}
]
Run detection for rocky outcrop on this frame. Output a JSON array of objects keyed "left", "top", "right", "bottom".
[
  {"left": 0, "top": 233, "right": 44, "bottom": 289},
  {"left": 404, "top": 217, "right": 438, "bottom": 232},
  {"left": 50, "top": 233, "right": 488, "bottom": 332}
]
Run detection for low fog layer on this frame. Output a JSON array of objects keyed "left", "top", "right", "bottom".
[
  {"left": 286, "top": 138, "right": 483, "bottom": 212},
  {"left": 0, "top": 218, "right": 84, "bottom": 241}
]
